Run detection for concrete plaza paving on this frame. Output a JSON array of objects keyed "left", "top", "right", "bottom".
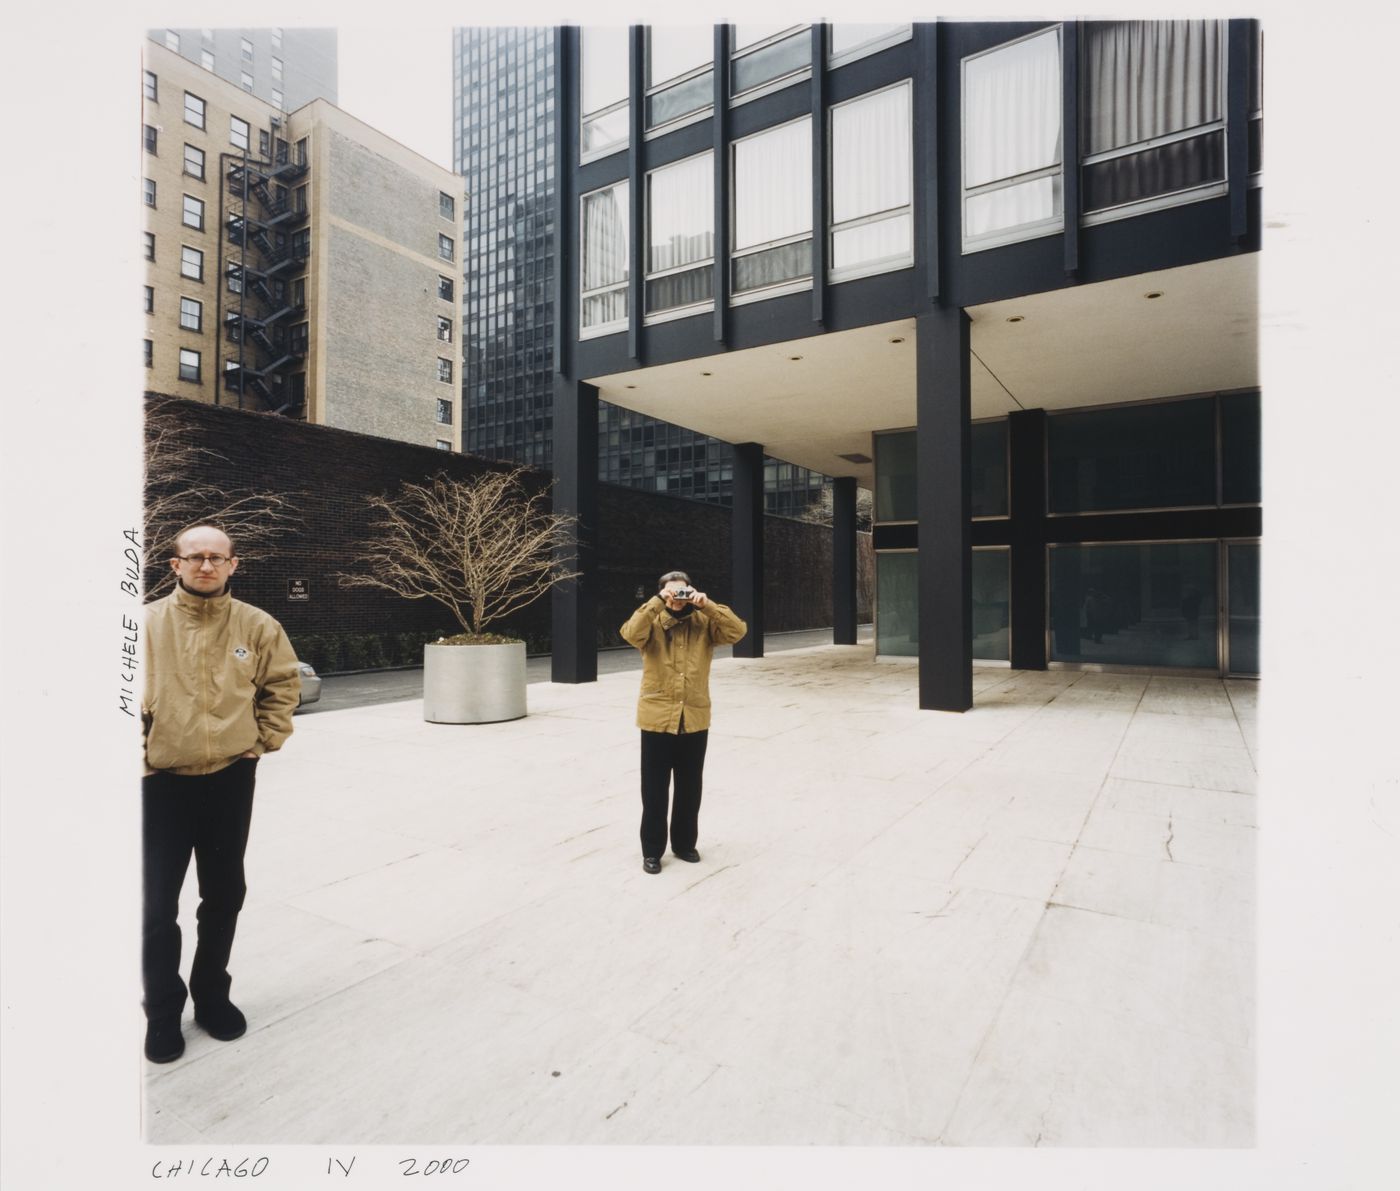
[{"left": 143, "top": 641, "right": 1258, "bottom": 1147}]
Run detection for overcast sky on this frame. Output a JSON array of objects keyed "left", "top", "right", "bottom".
[{"left": 337, "top": 25, "right": 455, "bottom": 169}]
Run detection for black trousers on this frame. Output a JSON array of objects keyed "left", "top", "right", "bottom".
[
  {"left": 639, "top": 728, "right": 708, "bottom": 858},
  {"left": 142, "top": 758, "right": 257, "bottom": 1021}
]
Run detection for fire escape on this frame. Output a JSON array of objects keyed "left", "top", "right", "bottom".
[{"left": 222, "top": 132, "right": 309, "bottom": 416}]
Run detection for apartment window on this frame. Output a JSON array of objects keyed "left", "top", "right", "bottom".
[
  {"left": 436, "top": 398, "right": 454, "bottom": 425},
  {"left": 226, "top": 263, "right": 243, "bottom": 293},
  {"left": 182, "top": 194, "right": 205, "bottom": 231},
  {"left": 143, "top": 178, "right": 157, "bottom": 207},
  {"left": 230, "top": 115, "right": 250, "bottom": 151},
  {"left": 178, "top": 348, "right": 202, "bottom": 383},
  {"left": 241, "top": 37, "right": 254, "bottom": 62},
  {"left": 437, "top": 316, "right": 454, "bottom": 342},
  {"left": 183, "top": 143, "right": 205, "bottom": 180},
  {"left": 291, "top": 277, "right": 306, "bottom": 309},
  {"left": 164, "top": 30, "right": 179, "bottom": 52},
  {"left": 201, "top": 49, "right": 215, "bottom": 72},
  {"left": 144, "top": 232, "right": 155, "bottom": 261},
  {"left": 259, "top": 129, "right": 271, "bottom": 156},
  {"left": 295, "top": 184, "right": 308, "bottom": 213},
  {"left": 580, "top": 27, "right": 629, "bottom": 161},
  {"left": 272, "top": 56, "right": 284, "bottom": 80},
  {"left": 732, "top": 117, "right": 811, "bottom": 298},
  {"left": 180, "top": 245, "right": 204, "bottom": 282},
  {"left": 436, "top": 440, "right": 452, "bottom": 451},
  {"left": 271, "top": 89, "right": 284, "bottom": 109},
  {"left": 439, "top": 191, "right": 455, "bottom": 220},
  {"left": 144, "top": 124, "right": 158, "bottom": 154},
  {"left": 437, "top": 275, "right": 455, "bottom": 302},
  {"left": 1081, "top": 21, "right": 1227, "bottom": 218},
  {"left": 290, "top": 322, "right": 309, "bottom": 356},
  {"left": 580, "top": 180, "right": 629, "bottom": 334},
  {"left": 646, "top": 26, "right": 713, "bottom": 132},
  {"left": 438, "top": 233, "right": 455, "bottom": 262},
  {"left": 179, "top": 296, "right": 203, "bottom": 332},
  {"left": 437, "top": 357, "right": 454, "bottom": 384},
  {"left": 144, "top": 70, "right": 158, "bottom": 101},
  {"left": 241, "top": 71, "right": 254, "bottom": 92},
  {"left": 183, "top": 91, "right": 206, "bottom": 129},
  {"left": 295, "top": 137, "right": 309, "bottom": 166},
  {"left": 730, "top": 25, "right": 811, "bottom": 102},
  {"left": 272, "top": 28, "right": 283, "bottom": 50},
  {"left": 962, "top": 27, "right": 1064, "bottom": 252},
  {"left": 828, "top": 24, "right": 911, "bottom": 68},
  {"left": 144, "top": 340, "right": 153, "bottom": 368},
  {"left": 830, "top": 82, "right": 913, "bottom": 281},
  {"left": 144, "top": 286, "right": 154, "bottom": 314},
  {"left": 646, "top": 151, "right": 714, "bottom": 317}
]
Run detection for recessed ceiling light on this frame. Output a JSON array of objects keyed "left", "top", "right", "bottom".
[
  {"left": 837, "top": 452, "right": 872, "bottom": 464},
  {"left": 1005, "top": 315, "right": 1024, "bottom": 323},
  {"left": 889, "top": 337, "right": 905, "bottom": 344},
  {"left": 625, "top": 384, "right": 636, "bottom": 389},
  {"left": 1144, "top": 290, "right": 1164, "bottom": 299},
  {"left": 789, "top": 355, "right": 803, "bottom": 362},
  {"left": 701, "top": 371, "right": 712, "bottom": 377}
]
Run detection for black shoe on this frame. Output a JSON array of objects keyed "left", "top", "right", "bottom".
[
  {"left": 144, "top": 1015, "right": 185, "bottom": 1064},
  {"left": 643, "top": 857, "right": 662, "bottom": 874},
  {"left": 194, "top": 1000, "right": 247, "bottom": 1042},
  {"left": 673, "top": 848, "right": 701, "bottom": 863}
]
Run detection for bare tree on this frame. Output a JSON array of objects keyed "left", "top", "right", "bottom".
[
  {"left": 339, "top": 468, "right": 579, "bottom": 640},
  {"left": 144, "top": 397, "right": 302, "bottom": 599},
  {"left": 798, "top": 483, "right": 874, "bottom": 532}
]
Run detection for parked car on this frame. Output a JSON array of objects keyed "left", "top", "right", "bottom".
[{"left": 295, "top": 660, "right": 322, "bottom": 711}]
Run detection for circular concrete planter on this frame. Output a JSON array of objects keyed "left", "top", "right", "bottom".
[{"left": 423, "top": 640, "right": 527, "bottom": 724}]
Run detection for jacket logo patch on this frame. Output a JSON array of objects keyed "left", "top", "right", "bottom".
[{"left": 233, "top": 646, "right": 250, "bottom": 660}]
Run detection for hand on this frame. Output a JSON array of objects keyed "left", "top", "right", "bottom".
[
  {"left": 239, "top": 750, "right": 259, "bottom": 759},
  {"left": 689, "top": 591, "right": 708, "bottom": 608}
]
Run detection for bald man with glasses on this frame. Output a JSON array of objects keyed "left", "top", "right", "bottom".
[{"left": 140, "top": 524, "right": 300, "bottom": 1063}]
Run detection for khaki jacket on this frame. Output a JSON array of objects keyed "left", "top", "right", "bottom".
[
  {"left": 143, "top": 584, "right": 301, "bottom": 775},
  {"left": 620, "top": 596, "right": 747, "bottom": 734}
]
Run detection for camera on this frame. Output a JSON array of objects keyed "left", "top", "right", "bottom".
[{"left": 670, "top": 586, "right": 694, "bottom": 601}]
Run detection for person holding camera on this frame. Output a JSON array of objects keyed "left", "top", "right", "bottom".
[{"left": 620, "top": 571, "right": 748, "bottom": 874}]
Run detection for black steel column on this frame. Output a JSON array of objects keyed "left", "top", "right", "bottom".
[
  {"left": 731, "top": 441, "right": 765, "bottom": 658},
  {"left": 832, "top": 477, "right": 858, "bottom": 644},
  {"left": 551, "top": 377, "right": 598, "bottom": 683},
  {"left": 916, "top": 307, "right": 971, "bottom": 711},
  {"left": 1008, "top": 409, "right": 1047, "bottom": 670}
]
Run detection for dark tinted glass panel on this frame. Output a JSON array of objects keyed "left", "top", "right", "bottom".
[
  {"left": 972, "top": 550, "right": 1010, "bottom": 661},
  {"left": 1083, "top": 130, "right": 1224, "bottom": 212},
  {"left": 876, "top": 553, "right": 918, "bottom": 656},
  {"left": 1050, "top": 542, "right": 1217, "bottom": 669},
  {"left": 1247, "top": 117, "right": 1262, "bottom": 174},
  {"left": 1227, "top": 543, "right": 1259, "bottom": 675},
  {"left": 971, "top": 420, "right": 1008, "bottom": 517},
  {"left": 647, "top": 71, "right": 712, "bottom": 127},
  {"left": 875, "top": 431, "right": 915, "bottom": 522},
  {"left": 1049, "top": 398, "right": 1215, "bottom": 513},
  {"left": 732, "top": 32, "right": 809, "bottom": 95},
  {"left": 645, "top": 266, "right": 713, "bottom": 314},
  {"left": 732, "top": 239, "right": 812, "bottom": 293},
  {"left": 1220, "top": 391, "right": 1261, "bottom": 504}
]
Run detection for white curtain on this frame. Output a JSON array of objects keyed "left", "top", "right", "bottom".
[
  {"left": 965, "top": 176, "right": 1060, "bottom": 238},
  {"left": 649, "top": 25, "right": 711, "bottom": 85},
  {"left": 1083, "top": 21, "right": 1222, "bottom": 154},
  {"left": 734, "top": 118, "right": 811, "bottom": 250},
  {"left": 582, "top": 182, "right": 628, "bottom": 326},
  {"left": 963, "top": 28, "right": 1062, "bottom": 189},
  {"left": 833, "top": 85, "right": 911, "bottom": 225},
  {"left": 648, "top": 153, "right": 713, "bottom": 273}
]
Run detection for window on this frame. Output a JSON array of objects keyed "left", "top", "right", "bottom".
[
  {"left": 1220, "top": 390, "right": 1261, "bottom": 505},
  {"left": 438, "top": 357, "right": 454, "bottom": 383},
  {"left": 437, "top": 316, "right": 454, "bottom": 342},
  {"left": 144, "top": 177, "right": 157, "bottom": 207},
  {"left": 962, "top": 27, "right": 1063, "bottom": 251},
  {"left": 291, "top": 277, "right": 305, "bottom": 309},
  {"left": 875, "top": 552, "right": 918, "bottom": 656},
  {"left": 144, "top": 286, "right": 154, "bottom": 314},
  {"left": 144, "top": 70, "right": 158, "bottom": 101},
  {"left": 830, "top": 82, "right": 912, "bottom": 281},
  {"left": 436, "top": 440, "right": 452, "bottom": 451},
  {"left": 201, "top": 49, "right": 215, "bottom": 71},
  {"left": 438, "top": 233, "right": 455, "bottom": 262},
  {"left": 182, "top": 194, "right": 204, "bottom": 230},
  {"left": 230, "top": 115, "right": 250, "bottom": 151},
  {"left": 180, "top": 245, "right": 204, "bottom": 281},
  {"left": 290, "top": 322, "right": 309, "bottom": 356},
  {"left": 732, "top": 117, "right": 811, "bottom": 298},
  {"left": 241, "top": 37, "right": 254, "bottom": 61},
  {"left": 580, "top": 180, "right": 629, "bottom": 334},
  {"left": 1248, "top": 25, "right": 1262, "bottom": 176},
  {"left": 272, "top": 56, "right": 283, "bottom": 80},
  {"left": 144, "top": 340, "right": 153, "bottom": 368},
  {"left": 144, "top": 124, "right": 158, "bottom": 154},
  {"left": 295, "top": 184, "right": 308, "bottom": 213},
  {"left": 971, "top": 420, "right": 1009, "bottom": 517},
  {"left": 183, "top": 91, "right": 205, "bottom": 129},
  {"left": 1081, "top": 20, "right": 1226, "bottom": 217},
  {"left": 438, "top": 275, "right": 455, "bottom": 302},
  {"left": 972, "top": 548, "right": 1011, "bottom": 661},
  {"left": 646, "top": 26, "right": 713, "bottom": 132},
  {"left": 144, "top": 232, "right": 155, "bottom": 261},
  {"left": 828, "top": 24, "right": 911, "bottom": 68},
  {"left": 646, "top": 151, "right": 714, "bottom": 317},
  {"left": 436, "top": 398, "right": 454, "bottom": 424},
  {"left": 179, "top": 296, "right": 203, "bottom": 332},
  {"left": 295, "top": 137, "right": 309, "bottom": 166},
  {"left": 226, "top": 263, "right": 243, "bottom": 293},
  {"left": 272, "top": 28, "right": 283, "bottom": 50},
  {"left": 271, "top": 89, "right": 283, "bottom": 109},
  {"left": 183, "top": 143, "right": 205, "bottom": 180},
  {"left": 580, "top": 27, "right": 629, "bottom": 160},
  {"left": 178, "top": 348, "right": 202, "bottom": 383},
  {"left": 259, "top": 129, "right": 271, "bottom": 156},
  {"left": 165, "top": 30, "right": 179, "bottom": 52},
  {"left": 440, "top": 191, "right": 455, "bottom": 220},
  {"left": 201, "top": 28, "right": 213, "bottom": 41},
  {"left": 874, "top": 431, "right": 915, "bottom": 522},
  {"left": 730, "top": 25, "right": 810, "bottom": 101},
  {"left": 241, "top": 71, "right": 254, "bottom": 92}
]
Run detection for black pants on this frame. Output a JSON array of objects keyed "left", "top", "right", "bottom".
[
  {"left": 142, "top": 759, "right": 257, "bottom": 1021},
  {"left": 639, "top": 728, "right": 708, "bottom": 858}
]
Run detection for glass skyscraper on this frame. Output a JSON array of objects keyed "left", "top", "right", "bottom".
[{"left": 452, "top": 26, "right": 828, "bottom": 516}]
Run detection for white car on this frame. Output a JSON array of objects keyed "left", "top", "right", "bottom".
[{"left": 295, "top": 660, "right": 322, "bottom": 710}]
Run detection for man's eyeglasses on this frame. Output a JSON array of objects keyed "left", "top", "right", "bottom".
[{"left": 176, "top": 554, "right": 233, "bottom": 567}]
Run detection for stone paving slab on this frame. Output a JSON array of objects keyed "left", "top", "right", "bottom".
[{"left": 143, "top": 646, "right": 1257, "bottom": 1147}]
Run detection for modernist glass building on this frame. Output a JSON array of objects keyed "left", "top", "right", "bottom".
[
  {"left": 453, "top": 26, "right": 829, "bottom": 517},
  {"left": 547, "top": 21, "right": 1262, "bottom": 707}
]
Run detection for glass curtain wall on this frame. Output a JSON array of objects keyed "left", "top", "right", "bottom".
[
  {"left": 972, "top": 548, "right": 1011, "bottom": 660},
  {"left": 830, "top": 82, "right": 913, "bottom": 280},
  {"left": 646, "top": 152, "right": 714, "bottom": 316},
  {"left": 731, "top": 25, "right": 810, "bottom": 99},
  {"left": 647, "top": 26, "right": 713, "bottom": 131},
  {"left": 828, "top": 24, "right": 911, "bottom": 67},
  {"left": 580, "top": 182, "right": 629, "bottom": 333},
  {"left": 732, "top": 117, "right": 812, "bottom": 297},
  {"left": 581, "top": 27, "right": 629, "bottom": 159},
  {"left": 1226, "top": 543, "right": 1260, "bottom": 675},
  {"left": 876, "top": 553, "right": 918, "bottom": 657}
]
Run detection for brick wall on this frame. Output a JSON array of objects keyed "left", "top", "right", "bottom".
[{"left": 145, "top": 394, "right": 872, "bottom": 669}]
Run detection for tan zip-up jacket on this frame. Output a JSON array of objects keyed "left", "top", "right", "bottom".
[
  {"left": 142, "top": 584, "right": 301, "bottom": 775},
  {"left": 620, "top": 596, "right": 747, "bottom": 734}
]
